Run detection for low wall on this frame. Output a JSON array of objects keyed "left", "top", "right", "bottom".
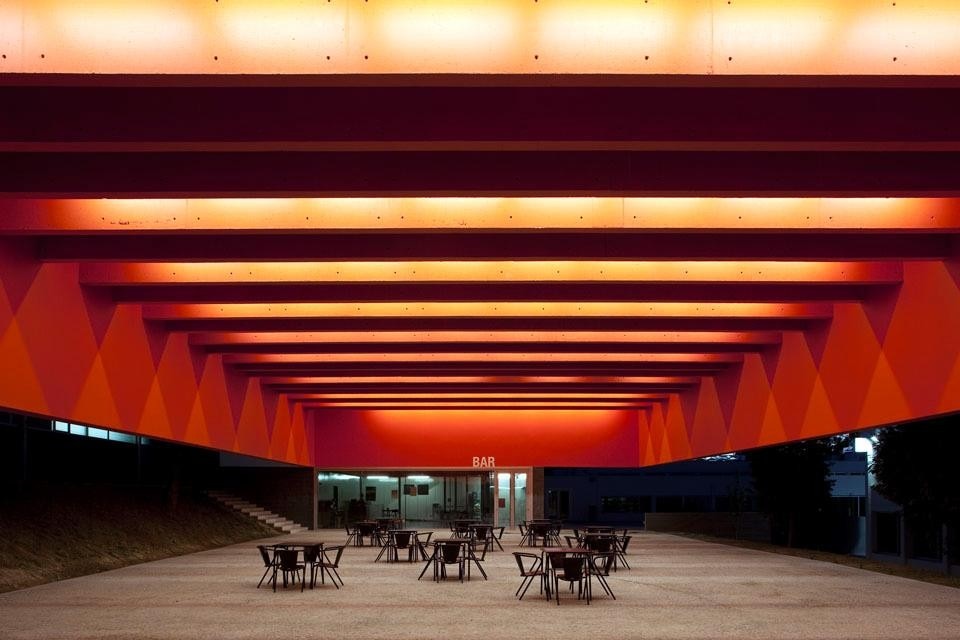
[{"left": 645, "top": 512, "right": 771, "bottom": 542}]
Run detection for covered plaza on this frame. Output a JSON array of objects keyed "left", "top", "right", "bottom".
[
  {"left": 3, "top": 531, "right": 960, "bottom": 640},
  {"left": 2, "top": 0, "right": 960, "bottom": 636}
]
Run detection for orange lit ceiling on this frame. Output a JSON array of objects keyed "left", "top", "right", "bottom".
[{"left": 1, "top": 1, "right": 960, "bottom": 467}]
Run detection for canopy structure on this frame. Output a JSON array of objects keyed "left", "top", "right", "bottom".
[{"left": 1, "top": 0, "right": 959, "bottom": 469}]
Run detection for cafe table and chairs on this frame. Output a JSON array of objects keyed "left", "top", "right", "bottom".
[
  {"left": 375, "top": 529, "right": 419, "bottom": 563},
  {"left": 260, "top": 541, "right": 327, "bottom": 591},
  {"left": 468, "top": 523, "right": 504, "bottom": 554},
  {"left": 354, "top": 520, "right": 380, "bottom": 546},
  {"left": 452, "top": 519, "right": 478, "bottom": 538},
  {"left": 538, "top": 547, "right": 595, "bottom": 605},
  {"left": 582, "top": 533, "right": 621, "bottom": 570},
  {"left": 417, "top": 537, "right": 487, "bottom": 581}
]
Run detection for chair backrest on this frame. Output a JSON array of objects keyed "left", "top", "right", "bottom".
[
  {"left": 587, "top": 535, "right": 614, "bottom": 553},
  {"left": 303, "top": 544, "right": 321, "bottom": 564},
  {"left": 416, "top": 531, "right": 433, "bottom": 546},
  {"left": 619, "top": 535, "right": 632, "bottom": 553},
  {"left": 592, "top": 552, "right": 614, "bottom": 576},
  {"left": 474, "top": 526, "right": 489, "bottom": 541},
  {"left": 394, "top": 531, "right": 412, "bottom": 548},
  {"left": 257, "top": 545, "right": 273, "bottom": 568},
  {"left": 560, "top": 556, "right": 584, "bottom": 580},
  {"left": 439, "top": 542, "right": 462, "bottom": 563},
  {"left": 278, "top": 549, "right": 300, "bottom": 571},
  {"left": 358, "top": 522, "right": 376, "bottom": 536},
  {"left": 513, "top": 552, "right": 540, "bottom": 575},
  {"left": 324, "top": 545, "right": 346, "bottom": 567}
]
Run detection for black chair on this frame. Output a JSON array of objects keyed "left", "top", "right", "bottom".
[
  {"left": 377, "top": 530, "right": 415, "bottom": 563},
  {"left": 616, "top": 535, "right": 632, "bottom": 570},
  {"left": 256, "top": 545, "right": 278, "bottom": 589},
  {"left": 319, "top": 545, "right": 346, "bottom": 588},
  {"left": 518, "top": 522, "right": 530, "bottom": 546},
  {"left": 512, "top": 552, "right": 544, "bottom": 600},
  {"left": 415, "top": 531, "right": 433, "bottom": 561},
  {"left": 344, "top": 523, "right": 358, "bottom": 546},
  {"left": 356, "top": 522, "right": 377, "bottom": 546},
  {"left": 303, "top": 544, "right": 323, "bottom": 589},
  {"left": 554, "top": 555, "right": 590, "bottom": 605},
  {"left": 276, "top": 549, "right": 304, "bottom": 592},
  {"left": 590, "top": 552, "right": 616, "bottom": 599},
  {"left": 435, "top": 542, "right": 465, "bottom": 582}
]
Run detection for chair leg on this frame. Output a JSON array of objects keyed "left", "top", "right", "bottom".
[{"left": 257, "top": 565, "right": 272, "bottom": 588}]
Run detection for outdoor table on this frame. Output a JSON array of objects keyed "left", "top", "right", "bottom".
[
  {"left": 355, "top": 520, "right": 380, "bottom": 546},
  {"left": 270, "top": 541, "right": 329, "bottom": 589},
  {"left": 452, "top": 519, "right": 479, "bottom": 538},
  {"left": 468, "top": 523, "right": 504, "bottom": 552},
  {"left": 375, "top": 529, "right": 419, "bottom": 563},
  {"left": 417, "top": 537, "right": 487, "bottom": 581},
  {"left": 538, "top": 547, "right": 596, "bottom": 602}
]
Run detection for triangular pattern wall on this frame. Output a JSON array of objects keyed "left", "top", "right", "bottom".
[{"left": 0, "top": 252, "right": 313, "bottom": 466}]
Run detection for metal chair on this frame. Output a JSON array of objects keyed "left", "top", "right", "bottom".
[
  {"left": 553, "top": 555, "right": 590, "bottom": 605},
  {"left": 590, "top": 552, "right": 616, "bottom": 599},
  {"left": 435, "top": 541, "right": 465, "bottom": 582},
  {"left": 512, "top": 552, "right": 544, "bottom": 600},
  {"left": 319, "top": 545, "right": 346, "bottom": 588},
  {"left": 276, "top": 548, "right": 304, "bottom": 592},
  {"left": 256, "top": 545, "right": 278, "bottom": 589}
]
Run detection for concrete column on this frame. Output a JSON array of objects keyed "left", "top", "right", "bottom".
[
  {"left": 311, "top": 467, "right": 319, "bottom": 530},
  {"left": 509, "top": 472, "right": 516, "bottom": 528},
  {"left": 493, "top": 473, "right": 500, "bottom": 528},
  {"left": 532, "top": 467, "right": 545, "bottom": 519}
]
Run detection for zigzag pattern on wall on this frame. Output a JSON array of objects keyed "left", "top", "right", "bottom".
[
  {"left": 640, "top": 261, "right": 960, "bottom": 465},
  {"left": 0, "top": 241, "right": 313, "bottom": 466}
]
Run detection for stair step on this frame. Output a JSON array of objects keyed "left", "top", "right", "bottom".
[{"left": 207, "top": 490, "right": 306, "bottom": 533}]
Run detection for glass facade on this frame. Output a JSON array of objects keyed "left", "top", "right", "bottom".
[{"left": 318, "top": 470, "right": 530, "bottom": 528}]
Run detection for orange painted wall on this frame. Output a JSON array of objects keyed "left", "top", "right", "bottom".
[
  {"left": 311, "top": 408, "right": 640, "bottom": 468},
  {"left": 0, "top": 240, "right": 313, "bottom": 466},
  {"left": 641, "top": 260, "right": 960, "bottom": 463}
]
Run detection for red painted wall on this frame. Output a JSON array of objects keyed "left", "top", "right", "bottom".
[
  {"left": 640, "top": 260, "right": 960, "bottom": 463},
  {"left": 311, "top": 408, "right": 640, "bottom": 468},
  {"left": 0, "top": 240, "right": 313, "bottom": 466}
]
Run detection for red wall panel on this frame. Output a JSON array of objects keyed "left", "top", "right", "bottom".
[
  {"left": 0, "top": 241, "right": 312, "bottom": 466},
  {"left": 311, "top": 408, "right": 640, "bottom": 469}
]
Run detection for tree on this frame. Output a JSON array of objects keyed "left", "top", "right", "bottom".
[
  {"left": 872, "top": 416, "right": 960, "bottom": 559},
  {"left": 746, "top": 436, "right": 846, "bottom": 548}
]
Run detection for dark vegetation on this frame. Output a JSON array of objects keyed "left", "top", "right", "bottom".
[
  {"left": 745, "top": 436, "right": 847, "bottom": 549},
  {"left": 0, "top": 483, "right": 277, "bottom": 593},
  {"left": 873, "top": 415, "right": 960, "bottom": 563}
]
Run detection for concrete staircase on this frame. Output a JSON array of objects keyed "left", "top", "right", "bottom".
[{"left": 206, "top": 490, "right": 308, "bottom": 534}]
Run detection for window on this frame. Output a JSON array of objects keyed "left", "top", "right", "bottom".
[
  {"left": 50, "top": 420, "right": 139, "bottom": 445},
  {"left": 601, "top": 496, "right": 652, "bottom": 514}
]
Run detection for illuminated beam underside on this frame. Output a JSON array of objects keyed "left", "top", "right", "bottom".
[
  {"left": 304, "top": 400, "right": 650, "bottom": 411},
  {"left": 143, "top": 301, "right": 831, "bottom": 320},
  {"left": 8, "top": 198, "right": 960, "bottom": 232},
  {"left": 304, "top": 403, "right": 651, "bottom": 409},
  {"left": 79, "top": 260, "right": 902, "bottom": 285},
  {"left": 264, "top": 376, "right": 700, "bottom": 385},
  {"left": 223, "top": 352, "right": 744, "bottom": 364},
  {"left": 287, "top": 393, "right": 669, "bottom": 400},
  {"left": 3, "top": 1, "right": 960, "bottom": 75}
]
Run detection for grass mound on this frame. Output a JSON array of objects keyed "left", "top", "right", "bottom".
[{"left": 0, "top": 483, "right": 278, "bottom": 593}]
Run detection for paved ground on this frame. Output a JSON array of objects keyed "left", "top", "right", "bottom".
[{"left": 3, "top": 531, "right": 959, "bottom": 639}]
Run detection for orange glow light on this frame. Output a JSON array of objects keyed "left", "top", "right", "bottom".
[
  {"left": 144, "top": 301, "right": 831, "bottom": 320},
  {"left": 81, "top": 260, "right": 901, "bottom": 285},
  {"left": 190, "top": 330, "right": 783, "bottom": 345},
  {"left": 289, "top": 393, "right": 668, "bottom": 400},
  {"left": 269, "top": 376, "right": 698, "bottom": 385},
  {"left": 7, "top": 198, "right": 960, "bottom": 232},
  {"left": 225, "top": 352, "right": 741, "bottom": 364}
]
